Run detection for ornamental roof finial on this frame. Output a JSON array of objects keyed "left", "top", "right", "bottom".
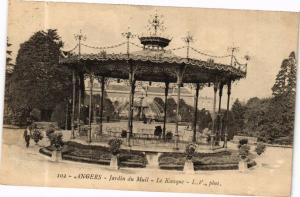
[{"left": 146, "top": 10, "right": 166, "bottom": 36}]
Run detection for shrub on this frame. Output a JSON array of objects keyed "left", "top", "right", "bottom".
[
  {"left": 166, "top": 132, "right": 173, "bottom": 141},
  {"left": 31, "top": 108, "right": 41, "bottom": 121},
  {"left": 206, "top": 135, "right": 211, "bottom": 143},
  {"left": 108, "top": 138, "right": 123, "bottom": 155},
  {"left": 121, "top": 130, "right": 127, "bottom": 138},
  {"left": 51, "top": 102, "right": 68, "bottom": 129},
  {"left": 154, "top": 126, "right": 162, "bottom": 137},
  {"left": 45, "top": 124, "right": 56, "bottom": 137},
  {"left": 255, "top": 143, "right": 266, "bottom": 155},
  {"left": 238, "top": 138, "right": 248, "bottom": 148},
  {"left": 48, "top": 132, "right": 64, "bottom": 150},
  {"left": 273, "top": 137, "right": 293, "bottom": 145},
  {"left": 185, "top": 143, "right": 197, "bottom": 160},
  {"left": 239, "top": 144, "right": 250, "bottom": 159},
  {"left": 32, "top": 129, "right": 43, "bottom": 144}
]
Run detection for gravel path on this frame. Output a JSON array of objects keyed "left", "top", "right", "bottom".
[{"left": 0, "top": 128, "right": 293, "bottom": 196}]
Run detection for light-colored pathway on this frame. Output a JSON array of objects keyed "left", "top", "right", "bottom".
[{"left": 0, "top": 128, "right": 293, "bottom": 196}]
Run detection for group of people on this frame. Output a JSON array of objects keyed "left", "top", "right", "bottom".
[{"left": 23, "top": 121, "right": 39, "bottom": 148}]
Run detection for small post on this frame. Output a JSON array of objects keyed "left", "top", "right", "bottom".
[
  {"left": 93, "top": 103, "right": 97, "bottom": 123},
  {"left": 65, "top": 98, "right": 69, "bottom": 130},
  {"left": 127, "top": 65, "right": 135, "bottom": 147},
  {"left": 193, "top": 83, "right": 200, "bottom": 143},
  {"left": 71, "top": 70, "right": 76, "bottom": 139},
  {"left": 130, "top": 79, "right": 136, "bottom": 134},
  {"left": 217, "top": 83, "right": 224, "bottom": 143},
  {"left": 73, "top": 30, "right": 86, "bottom": 138},
  {"left": 163, "top": 81, "right": 169, "bottom": 140},
  {"left": 88, "top": 73, "right": 94, "bottom": 143},
  {"left": 224, "top": 80, "right": 232, "bottom": 148},
  {"left": 77, "top": 76, "right": 81, "bottom": 134},
  {"left": 175, "top": 67, "right": 184, "bottom": 150},
  {"left": 183, "top": 32, "right": 194, "bottom": 59},
  {"left": 99, "top": 76, "right": 105, "bottom": 134},
  {"left": 211, "top": 82, "right": 218, "bottom": 150}
]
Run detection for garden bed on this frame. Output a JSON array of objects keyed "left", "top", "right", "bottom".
[
  {"left": 158, "top": 150, "right": 256, "bottom": 171},
  {"left": 39, "top": 141, "right": 256, "bottom": 171},
  {"left": 39, "top": 147, "right": 52, "bottom": 157},
  {"left": 39, "top": 141, "right": 147, "bottom": 168}
]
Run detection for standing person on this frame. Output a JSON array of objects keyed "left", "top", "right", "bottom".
[{"left": 23, "top": 126, "right": 31, "bottom": 148}]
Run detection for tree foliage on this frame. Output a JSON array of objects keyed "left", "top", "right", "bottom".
[
  {"left": 230, "top": 52, "right": 297, "bottom": 145},
  {"left": 197, "top": 109, "right": 212, "bottom": 130},
  {"left": 231, "top": 99, "right": 246, "bottom": 134},
  {"left": 153, "top": 97, "right": 164, "bottom": 113},
  {"left": 244, "top": 97, "right": 271, "bottom": 136},
  {"left": 262, "top": 52, "right": 297, "bottom": 143},
  {"left": 6, "top": 39, "right": 14, "bottom": 73},
  {"left": 9, "top": 29, "right": 72, "bottom": 123},
  {"left": 166, "top": 97, "right": 177, "bottom": 121},
  {"left": 272, "top": 52, "right": 297, "bottom": 98},
  {"left": 83, "top": 93, "right": 116, "bottom": 122}
]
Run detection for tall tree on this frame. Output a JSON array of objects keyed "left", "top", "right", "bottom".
[
  {"left": 286, "top": 52, "right": 297, "bottom": 98},
  {"left": 244, "top": 97, "right": 271, "bottom": 136},
  {"left": 272, "top": 51, "right": 297, "bottom": 97},
  {"left": 9, "top": 29, "right": 72, "bottom": 123},
  {"left": 3, "top": 39, "right": 15, "bottom": 124},
  {"left": 6, "top": 39, "right": 14, "bottom": 73},
  {"left": 260, "top": 52, "right": 297, "bottom": 143},
  {"left": 230, "top": 99, "right": 246, "bottom": 134}
]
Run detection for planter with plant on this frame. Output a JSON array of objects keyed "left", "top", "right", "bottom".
[
  {"left": 238, "top": 138, "right": 248, "bottom": 148},
  {"left": 255, "top": 143, "right": 266, "bottom": 156},
  {"left": 254, "top": 142, "right": 266, "bottom": 167},
  {"left": 108, "top": 138, "right": 123, "bottom": 169},
  {"left": 238, "top": 144, "right": 250, "bottom": 172},
  {"left": 47, "top": 132, "right": 64, "bottom": 162},
  {"left": 184, "top": 143, "right": 197, "bottom": 173},
  {"left": 46, "top": 124, "right": 56, "bottom": 136},
  {"left": 121, "top": 130, "right": 127, "bottom": 138},
  {"left": 32, "top": 129, "right": 43, "bottom": 145},
  {"left": 165, "top": 132, "right": 173, "bottom": 141}
]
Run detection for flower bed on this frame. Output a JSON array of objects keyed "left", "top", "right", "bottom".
[
  {"left": 159, "top": 153, "right": 185, "bottom": 170},
  {"left": 39, "top": 147, "right": 52, "bottom": 157},
  {"left": 39, "top": 141, "right": 147, "bottom": 168},
  {"left": 39, "top": 141, "right": 256, "bottom": 171},
  {"left": 158, "top": 150, "right": 255, "bottom": 171}
]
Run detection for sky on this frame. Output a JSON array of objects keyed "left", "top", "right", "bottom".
[{"left": 6, "top": 0, "right": 299, "bottom": 102}]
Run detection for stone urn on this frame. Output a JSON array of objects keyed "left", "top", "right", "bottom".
[
  {"left": 238, "top": 144, "right": 250, "bottom": 172},
  {"left": 108, "top": 138, "right": 122, "bottom": 170},
  {"left": 184, "top": 143, "right": 197, "bottom": 173}
]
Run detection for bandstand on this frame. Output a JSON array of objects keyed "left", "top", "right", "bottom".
[{"left": 60, "top": 13, "right": 248, "bottom": 150}]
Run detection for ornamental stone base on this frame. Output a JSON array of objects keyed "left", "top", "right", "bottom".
[
  {"left": 110, "top": 155, "right": 119, "bottom": 170},
  {"left": 238, "top": 160, "right": 248, "bottom": 172},
  {"left": 51, "top": 150, "right": 62, "bottom": 162},
  {"left": 184, "top": 160, "right": 194, "bottom": 173},
  {"left": 146, "top": 152, "right": 161, "bottom": 169}
]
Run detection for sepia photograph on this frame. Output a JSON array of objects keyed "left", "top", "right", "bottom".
[{"left": 0, "top": 0, "right": 299, "bottom": 196}]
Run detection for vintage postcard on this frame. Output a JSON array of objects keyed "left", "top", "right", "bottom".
[{"left": 1, "top": 0, "right": 299, "bottom": 196}]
